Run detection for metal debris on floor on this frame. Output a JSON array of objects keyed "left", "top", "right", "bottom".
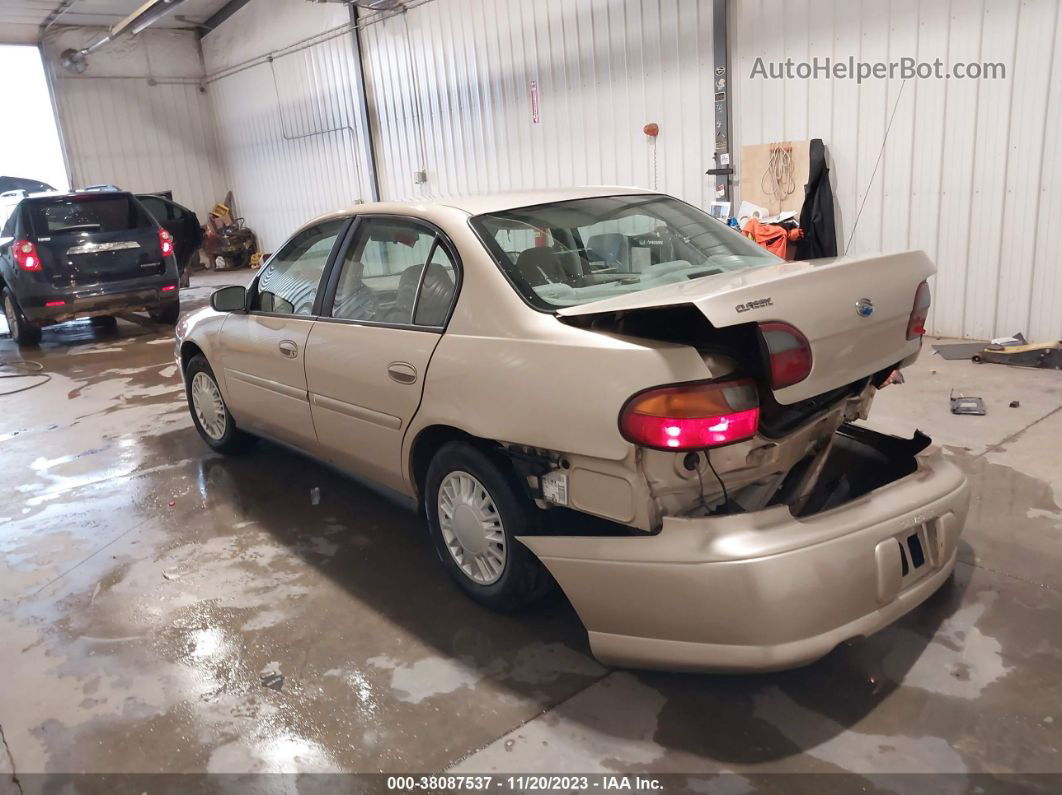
[{"left": 950, "top": 392, "right": 987, "bottom": 415}]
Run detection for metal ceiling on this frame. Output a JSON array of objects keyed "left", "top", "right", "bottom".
[{"left": 0, "top": 0, "right": 231, "bottom": 32}]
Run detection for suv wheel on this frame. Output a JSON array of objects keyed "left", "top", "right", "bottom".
[
  {"left": 2, "top": 289, "right": 42, "bottom": 346},
  {"left": 184, "top": 355, "right": 253, "bottom": 454},
  {"left": 151, "top": 300, "right": 180, "bottom": 324},
  {"left": 425, "top": 442, "right": 553, "bottom": 610}
]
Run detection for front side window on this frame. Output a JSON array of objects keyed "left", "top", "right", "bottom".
[
  {"left": 331, "top": 218, "right": 456, "bottom": 326},
  {"left": 471, "top": 194, "right": 780, "bottom": 311},
  {"left": 138, "top": 196, "right": 174, "bottom": 222},
  {"left": 253, "top": 219, "right": 345, "bottom": 315}
]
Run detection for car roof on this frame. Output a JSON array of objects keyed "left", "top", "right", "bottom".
[
  {"left": 432, "top": 186, "right": 660, "bottom": 215},
  {"left": 18, "top": 190, "right": 134, "bottom": 202},
  {"left": 321, "top": 186, "right": 660, "bottom": 221}
]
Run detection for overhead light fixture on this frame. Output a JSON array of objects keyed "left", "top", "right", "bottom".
[{"left": 58, "top": 0, "right": 189, "bottom": 74}]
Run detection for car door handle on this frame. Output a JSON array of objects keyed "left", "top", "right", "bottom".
[
  {"left": 278, "top": 340, "right": 299, "bottom": 358},
  {"left": 387, "top": 362, "right": 417, "bottom": 384}
]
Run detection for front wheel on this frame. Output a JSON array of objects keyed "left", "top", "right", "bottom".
[
  {"left": 184, "top": 355, "right": 254, "bottom": 454},
  {"left": 3, "top": 289, "right": 42, "bottom": 346},
  {"left": 425, "top": 442, "right": 553, "bottom": 611}
]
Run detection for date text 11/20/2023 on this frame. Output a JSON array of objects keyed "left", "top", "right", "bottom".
[{"left": 385, "top": 775, "right": 665, "bottom": 791}]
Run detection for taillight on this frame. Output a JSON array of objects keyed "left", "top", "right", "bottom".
[
  {"left": 907, "top": 280, "right": 930, "bottom": 340},
  {"left": 13, "top": 239, "right": 42, "bottom": 272},
  {"left": 759, "top": 322, "right": 813, "bottom": 389},
  {"left": 619, "top": 379, "right": 759, "bottom": 450},
  {"left": 158, "top": 227, "right": 174, "bottom": 258}
]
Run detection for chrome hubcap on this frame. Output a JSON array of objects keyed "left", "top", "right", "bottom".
[
  {"left": 438, "top": 471, "right": 506, "bottom": 585},
  {"left": 191, "top": 371, "right": 227, "bottom": 440}
]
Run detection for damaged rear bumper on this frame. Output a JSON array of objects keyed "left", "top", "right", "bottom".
[{"left": 518, "top": 442, "right": 969, "bottom": 673}]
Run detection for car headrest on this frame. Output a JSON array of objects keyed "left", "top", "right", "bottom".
[
  {"left": 587, "top": 233, "right": 628, "bottom": 263},
  {"left": 515, "top": 247, "right": 567, "bottom": 286}
]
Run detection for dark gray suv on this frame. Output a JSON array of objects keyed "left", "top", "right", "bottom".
[{"left": 0, "top": 190, "right": 180, "bottom": 345}]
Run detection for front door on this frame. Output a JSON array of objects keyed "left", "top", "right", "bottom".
[
  {"left": 218, "top": 218, "right": 347, "bottom": 449},
  {"left": 305, "top": 216, "right": 460, "bottom": 493}
]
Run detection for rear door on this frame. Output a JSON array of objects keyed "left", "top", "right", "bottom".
[
  {"left": 217, "top": 217, "right": 347, "bottom": 449},
  {"left": 138, "top": 194, "right": 202, "bottom": 268},
  {"left": 304, "top": 216, "right": 460, "bottom": 493},
  {"left": 25, "top": 194, "right": 163, "bottom": 285}
]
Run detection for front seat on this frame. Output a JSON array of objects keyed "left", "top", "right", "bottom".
[
  {"left": 414, "top": 262, "right": 455, "bottom": 326},
  {"left": 387, "top": 264, "right": 424, "bottom": 322}
]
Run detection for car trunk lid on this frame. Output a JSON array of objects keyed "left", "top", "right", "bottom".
[
  {"left": 557, "top": 250, "right": 934, "bottom": 403},
  {"left": 26, "top": 194, "right": 163, "bottom": 285}
]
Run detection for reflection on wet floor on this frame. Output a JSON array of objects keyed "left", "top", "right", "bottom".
[{"left": 1, "top": 275, "right": 1061, "bottom": 780}]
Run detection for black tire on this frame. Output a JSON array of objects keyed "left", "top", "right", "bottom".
[
  {"left": 184, "top": 354, "right": 254, "bottom": 454},
  {"left": 425, "top": 442, "right": 553, "bottom": 611},
  {"left": 2, "top": 288, "right": 42, "bottom": 346},
  {"left": 90, "top": 315, "right": 118, "bottom": 329},
  {"left": 151, "top": 300, "right": 180, "bottom": 324}
]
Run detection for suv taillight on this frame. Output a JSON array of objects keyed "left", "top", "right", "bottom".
[
  {"left": 12, "top": 239, "right": 42, "bottom": 272},
  {"left": 907, "top": 280, "right": 930, "bottom": 340},
  {"left": 759, "top": 322, "right": 813, "bottom": 388},
  {"left": 619, "top": 379, "right": 759, "bottom": 450},
  {"left": 158, "top": 227, "right": 174, "bottom": 258}
]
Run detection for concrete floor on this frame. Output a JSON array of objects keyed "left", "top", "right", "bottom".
[{"left": 1, "top": 271, "right": 1061, "bottom": 782}]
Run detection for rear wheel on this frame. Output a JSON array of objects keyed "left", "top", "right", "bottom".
[
  {"left": 425, "top": 442, "right": 553, "bottom": 611},
  {"left": 2, "top": 289, "right": 42, "bottom": 346},
  {"left": 151, "top": 300, "right": 180, "bottom": 324},
  {"left": 90, "top": 315, "right": 118, "bottom": 329},
  {"left": 184, "top": 354, "right": 253, "bottom": 454}
]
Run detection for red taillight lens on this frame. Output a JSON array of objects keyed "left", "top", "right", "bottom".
[
  {"left": 161, "top": 284, "right": 177, "bottom": 292},
  {"left": 759, "top": 322, "right": 813, "bottom": 389},
  {"left": 619, "top": 379, "right": 760, "bottom": 450},
  {"left": 158, "top": 227, "right": 174, "bottom": 257},
  {"left": 13, "top": 239, "right": 42, "bottom": 272},
  {"left": 907, "top": 280, "right": 930, "bottom": 340}
]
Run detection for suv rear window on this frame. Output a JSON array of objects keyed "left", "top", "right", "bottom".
[{"left": 26, "top": 195, "right": 153, "bottom": 237}]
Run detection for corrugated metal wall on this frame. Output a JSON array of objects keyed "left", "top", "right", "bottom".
[
  {"left": 360, "top": 0, "right": 715, "bottom": 207},
  {"left": 45, "top": 28, "right": 227, "bottom": 219},
  {"left": 202, "top": 0, "right": 376, "bottom": 253},
  {"left": 734, "top": 0, "right": 1062, "bottom": 341}
]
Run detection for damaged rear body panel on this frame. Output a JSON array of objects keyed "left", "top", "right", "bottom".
[{"left": 519, "top": 426, "right": 969, "bottom": 672}]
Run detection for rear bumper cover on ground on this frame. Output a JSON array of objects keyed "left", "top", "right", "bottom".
[{"left": 519, "top": 446, "right": 970, "bottom": 672}]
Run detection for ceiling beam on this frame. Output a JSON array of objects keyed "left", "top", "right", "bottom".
[{"left": 202, "top": 0, "right": 255, "bottom": 35}]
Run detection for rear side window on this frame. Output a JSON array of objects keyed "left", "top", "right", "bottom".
[{"left": 27, "top": 196, "right": 154, "bottom": 237}]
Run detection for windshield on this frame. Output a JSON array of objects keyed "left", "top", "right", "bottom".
[{"left": 470, "top": 194, "right": 780, "bottom": 310}]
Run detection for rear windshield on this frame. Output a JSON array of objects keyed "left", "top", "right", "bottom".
[
  {"left": 27, "top": 195, "right": 153, "bottom": 237},
  {"left": 470, "top": 194, "right": 780, "bottom": 310}
]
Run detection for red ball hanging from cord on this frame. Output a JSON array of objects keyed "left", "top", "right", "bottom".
[{"left": 643, "top": 122, "right": 659, "bottom": 138}]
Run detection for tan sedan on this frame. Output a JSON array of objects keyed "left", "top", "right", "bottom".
[{"left": 175, "top": 187, "right": 969, "bottom": 672}]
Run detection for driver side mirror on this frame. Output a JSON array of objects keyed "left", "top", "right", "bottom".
[{"left": 210, "top": 285, "right": 247, "bottom": 313}]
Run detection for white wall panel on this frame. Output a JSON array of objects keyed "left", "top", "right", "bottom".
[
  {"left": 202, "top": 0, "right": 375, "bottom": 252},
  {"left": 360, "top": 0, "right": 715, "bottom": 208},
  {"left": 44, "top": 27, "right": 227, "bottom": 219},
  {"left": 734, "top": 0, "right": 1062, "bottom": 341}
]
